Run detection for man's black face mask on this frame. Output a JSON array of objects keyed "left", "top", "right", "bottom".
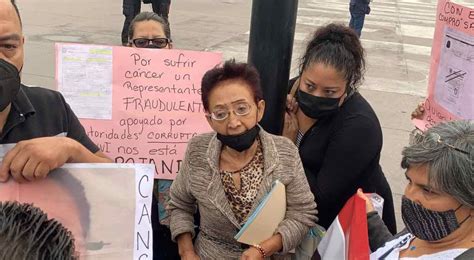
[{"left": 0, "top": 59, "right": 21, "bottom": 111}]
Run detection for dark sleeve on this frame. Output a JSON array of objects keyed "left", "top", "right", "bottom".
[
  {"left": 367, "top": 211, "right": 394, "bottom": 252},
  {"left": 313, "top": 115, "right": 382, "bottom": 228},
  {"left": 60, "top": 94, "right": 100, "bottom": 153}
]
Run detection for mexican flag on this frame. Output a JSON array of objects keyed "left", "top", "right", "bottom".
[{"left": 317, "top": 194, "right": 370, "bottom": 260}]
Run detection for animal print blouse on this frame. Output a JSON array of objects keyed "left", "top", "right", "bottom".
[{"left": 220, "top": 141, "right": 264, "bottom": 224}]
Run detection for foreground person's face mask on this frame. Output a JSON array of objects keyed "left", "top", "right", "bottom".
[
  {"left": 0, "top": 58, "right": 21, "bottom": 111},
  {"left": 401, "top": 196, "right": 468, "bottom": 241},
  {"left": 296, "top": 89, "right": 343, "bottom": 119}
]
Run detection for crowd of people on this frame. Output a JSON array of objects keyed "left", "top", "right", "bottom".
[{"left": 0, "top": 0, "right": 472, "bottom": 259}]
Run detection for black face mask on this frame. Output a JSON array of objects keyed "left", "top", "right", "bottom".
[
  {"left": 401, "top": 196, "right": 469, "bottom": 241},
  {"left": 217, "top": 125, "right": 260, "bottom": 152},
  {"left": 296, "top": 89, "right": 343, "bottom": 119},
  {"left": 0, "top": 59, "right": 21, "bottom": 111}
]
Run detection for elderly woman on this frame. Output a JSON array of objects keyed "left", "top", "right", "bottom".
[
  {"left": 168, "top": 60, "right": 317, "bottom": 260},
  {"left": 360, "top": 120, "right": 473, "bottom": 259}
]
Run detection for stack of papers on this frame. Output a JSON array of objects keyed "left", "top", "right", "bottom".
[{"left": 235, "top": 180, "right": 286, "bottom": 245}]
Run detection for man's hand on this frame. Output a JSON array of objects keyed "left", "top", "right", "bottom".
[
  {"left": 1, "top": 137, "right": 83, "bottom": 182},
  {"left": 241, "top": 247, "right": 264, "bottom": 260}
]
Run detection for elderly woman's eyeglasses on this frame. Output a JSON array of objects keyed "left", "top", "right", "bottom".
[
  {"left": 409, "top": 129, "right": 469, "bottom": 155},
  {"left": 131, "top": 38, "right": 170, "bottom": 48},
  {"left": 207, "top": 102, "right": 252, "bottom": 121}
]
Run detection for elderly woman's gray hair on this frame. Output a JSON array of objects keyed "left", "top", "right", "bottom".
[{"left": 401, "top": 120, "right": 473, "bottom": 208}]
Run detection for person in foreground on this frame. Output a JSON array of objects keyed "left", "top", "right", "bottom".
[
  {"left": 359, "top": 120, "right": 473, "bottom": 259},
  {"left": 0, "top": 201, "right": 76, "bottom": 260},
  {"left": 282, "top": 23, "right": 396, "bottom": 234},
  {"left": 0, "top": 0, "right": 111, "bottom": 183},
  {"left": 168, "top": 60, "right": 317, "bottom": 260}
]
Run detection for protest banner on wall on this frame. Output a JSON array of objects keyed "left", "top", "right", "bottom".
[
  {"left": 56, "top": 44, "right": 222, "bottom": 179},
  {"left": 413, "top": 0, "right": 474, "bottom": 130},
  {"left": 0, "top": 157, "right": 154, "bottom": 259}
]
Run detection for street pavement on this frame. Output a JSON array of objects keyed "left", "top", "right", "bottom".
[{"left": 18, "top": 0, "right": 473, "bottom": 232}]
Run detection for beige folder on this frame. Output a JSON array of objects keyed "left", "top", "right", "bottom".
[{"left": 235, "top": 180, "right": 286, "bottom": 245}]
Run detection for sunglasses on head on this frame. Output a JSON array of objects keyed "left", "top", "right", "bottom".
[
  {"left": 409, "top": 129, "right": 469, "bottom": 155},
  {"left": 131, "top": 38, "right": 170, "bottom": 48}
]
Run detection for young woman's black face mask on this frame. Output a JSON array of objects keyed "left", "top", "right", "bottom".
[{"left": 296, "top": 89, "right": 343, "bottom": 119}]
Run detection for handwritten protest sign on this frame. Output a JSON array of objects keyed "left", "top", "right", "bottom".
[
  {"left": 413, "top": 0, "right": 474, "bottom": 130},
  {"left": 133, "top": 164, "right": 154, "bottom": 260},
  {"left": 0, "top": 156, "right": 154, "bottom": 259},
  {"left": 56, "top": 44, "right": 222, "bottom": 179}
]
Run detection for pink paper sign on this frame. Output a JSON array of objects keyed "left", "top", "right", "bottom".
[
  {"left": 413, "top": 0, "right": 474, "bottom": 130},
  {"left": 63, "top": 45, "right": 222, "bottom": 179}
]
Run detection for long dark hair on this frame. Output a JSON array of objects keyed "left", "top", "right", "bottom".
[{"left": 300, "top": 23, "right": 365, "bottom": 92}]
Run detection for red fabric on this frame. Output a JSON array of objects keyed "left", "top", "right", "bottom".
[{"left": 337, "top": 194, "right": 370, "bottom": 260}]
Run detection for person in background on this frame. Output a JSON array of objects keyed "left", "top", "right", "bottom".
[
  {"left": 359, "top": 120, "right": 473, "bottom": 259},
  {"left": 122, "top": 0, "right": 172, "bottom": 46},
  {"left": 0, "top": 201, "right": 76, "bottom": 260},
  {"left": 150, "top": 0, "right": 171, "bottom": 27},
  {"left": 127, "top": 11, "right": 172, "bottom": 49},
  {"left": 127, "top": 11, "right": 178, "bottom": 260},
  {"left": 169, "top": 60, "right": 317, "bottom": 259},
  {"left": 121, "top": 0, "right": 141, "bottom": 46},
  {"left": 349, "top": 0, "right": 371, "bottom": 38},
  {"left": 143, "top": 0, "right": 171, "bottom": 35},
  {"left": 282, "top": 23, "right": 396, "bottom": 235}
]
